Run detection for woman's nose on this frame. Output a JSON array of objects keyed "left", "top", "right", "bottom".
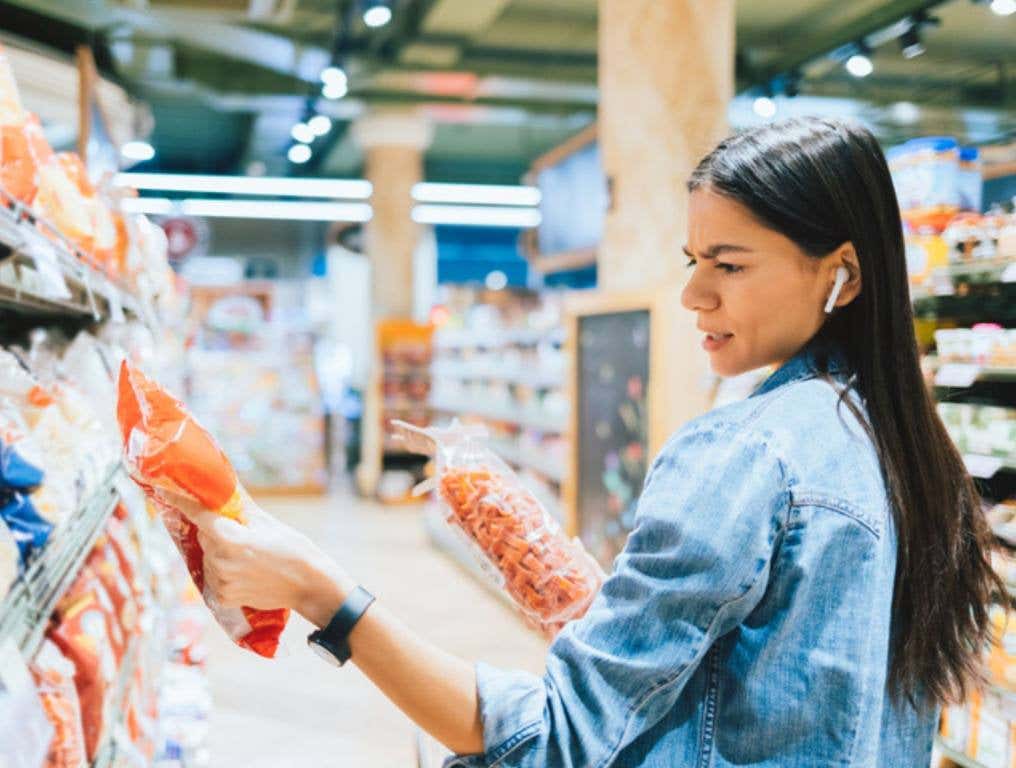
[{"left": 680, "top": 269, "right": 719, "bottom": 313}]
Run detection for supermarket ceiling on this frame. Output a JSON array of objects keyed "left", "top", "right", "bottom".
[{"left": 0, "top": 0, "right": 1013, "bottom": 180}]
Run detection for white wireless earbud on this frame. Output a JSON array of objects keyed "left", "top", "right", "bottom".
[{"left": 824, "top": 266, "right": 850, "bottom": 314}]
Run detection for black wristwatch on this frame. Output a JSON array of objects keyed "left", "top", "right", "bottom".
[{"left": 307, "top": 586, "right": 375, "bottom": 667}]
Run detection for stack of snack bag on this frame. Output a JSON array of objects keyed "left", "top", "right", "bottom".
[
  {"left": 116, "top": 361, "right": 290, "bottom": 658},
  {"left": 31, "top": 640, "right": 88, "bottom": 768},
  {"left": 0, "top": 44, "right": 47, "bottom": 207},
  {"left": 0, "top": 436, "right": 51, "bottom": 568},
  {"left": 399, "top": 420, "right": 602, "bottom": 630},
  {"left": 939, "top": 604, "right": 1016, "bottom": 767},
  {"left": 0, "top": 346, "right": 114, "bottom": 527}
]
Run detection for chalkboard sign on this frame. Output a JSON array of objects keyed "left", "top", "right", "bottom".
[{"left": 575, "top": 309, "right": 651, "bottom": 566}]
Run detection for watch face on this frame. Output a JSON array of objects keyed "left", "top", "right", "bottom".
[{"left": 308, "top": 637, "right": 343, "bottom": 668}]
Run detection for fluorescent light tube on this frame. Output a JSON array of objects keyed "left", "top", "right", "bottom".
[
  {"left": 411, "top": 204, "right": 542, "bottom": 228},
  {"left": 114, "top": 173, "right": 373, "bottom": 200},
  {"left": 412, "top": 183, "right": 542, "bottom": 207},
  {"left": 120, "top": 197, "right": 175, "bottom": 215},
  {"left": 179, "top": 199, "right": 373, "bottom": 222}
]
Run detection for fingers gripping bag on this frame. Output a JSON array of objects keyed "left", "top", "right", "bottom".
[
  {"left": 115, "top": 361, "right": 289, "bottom": 658},
  {"left": 396, "top": 420, "right": 603, "bottom": 627}
]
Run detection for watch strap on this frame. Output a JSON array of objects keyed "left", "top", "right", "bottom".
[{"left": 309, "top": 585, "right": 375, "bottom": 665}]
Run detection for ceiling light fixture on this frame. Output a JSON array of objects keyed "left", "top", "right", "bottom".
[
  {"left": 322, "top": 81, "right": 349, "bottom": 100},
  {"left": 898, "top": 28, "right": 926, "bottom": 59},
  {"left": 121, "top": 141, "right": 155, "bottom": 162},
  {"left": 990, "top": 0, "right": 1016, "bottom": 14},
  {"left": 411, "top": 182, "right": 542, "bottom": 207},
  {"left": 308, "top": 115, "right": 332, "bottom": 136},
  {"left": 119, "top": 196, "right": 174, "bottom": 215},
  {"left": 180, "top": 199, "right": 373, "bottom": 222},
  {"left": 288, "top": 144, "right": 312, "bottom": 164},
  {"left": 291, "top": 122, "right": 315, "bottom": 144},
  {"left": 114, "top": 173, "right": 372, "bottom": 199},
  {"left": 320, "top": 66, "right": 348, "bottom": 88},
  {"left": 363, "top": 4, "right": 392, "bottom": 28},
  {"left": 411, "top": 204, "right": 542, "bottom": 228},
  {"left": 845, "top": 52, "right": 874, "bottom": 78}
]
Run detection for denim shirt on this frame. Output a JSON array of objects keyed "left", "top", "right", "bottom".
[{"left": 447, "top": 343, "right": 937, "bottom": 768}]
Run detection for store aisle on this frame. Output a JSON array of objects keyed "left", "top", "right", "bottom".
[{"left": 203, "top": 488, "right": 550, "bottom": 767}]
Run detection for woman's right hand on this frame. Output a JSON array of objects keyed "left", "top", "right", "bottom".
[{"left": 162, "top": 487, "right": 356, "bottom": 628}]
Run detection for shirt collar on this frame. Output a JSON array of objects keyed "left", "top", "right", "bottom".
[{"left": 751, "top": 338, "right": 851, "bottom": 398}]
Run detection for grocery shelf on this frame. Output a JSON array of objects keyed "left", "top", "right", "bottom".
[
  {"left": 0, "top": 463, "right": 123, "bottom": 659},
  {"left": 962, "top": 453, "right": 1016, "bottom": 480},
  {"left": 431, "top": 363, "right": 564, "bottom": 389},
  {"left": 493, "top": 442, "right": 566, "bottom": 484},
  {"left": 927, "top": 358, "right": 1016, "bottom": 386},
  {"left": 934, "top": 258, "right": 1016, "bottom": 285},
  {"left": 429, "top": 398, "right": 567, "bottom": 434},
  {"left": 90, "top": 633, "right": 142, "bottom": 768},
  {"left": 0, "top": 191, "right": 142, "bottom": 324},
  {"left": 434, "top": 327, "right": 564, "bottom": 351},
  {"left": 935, "top": 739, "right": 987, "bottom": 768}
]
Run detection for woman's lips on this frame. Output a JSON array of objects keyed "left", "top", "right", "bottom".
[{"left": 702, "top": 332, "right": 733, "bottom": 352}]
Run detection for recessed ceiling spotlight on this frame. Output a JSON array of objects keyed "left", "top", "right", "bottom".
[
  {"left": 363, "top": 4, "right": 392, "bottom": 28},
  {"left": 291, "top": 123, "right": 315, "bottom": 144},
  {"left": 308, "top": 115, "right": 332, "bottom": 136},
  {"left": 846, "top": 53, "right": 874, "bottom": 78},
  {"left": 288, "top": 144, "right": 312, "bottom": 164}
]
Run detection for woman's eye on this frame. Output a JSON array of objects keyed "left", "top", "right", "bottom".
[
  {"left": 685, "top": 258, "right": 697, "bottom": 268},
  {"left": 717, "top": 263, "right": 743, "bottom": 274}
]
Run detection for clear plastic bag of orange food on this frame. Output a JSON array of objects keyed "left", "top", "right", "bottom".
[
  {"left": 395, "top": 420, "right": 603, "bottom": 627},
  {"left": 116, "top": 361, "right": 289, "bottom": 658}
]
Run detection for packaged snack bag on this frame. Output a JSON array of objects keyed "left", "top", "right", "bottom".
[
  {"left": 116, "top": 361, "right": 289, "bottom": 658},
  {"left": 31, "top": 639, "right": 88, "bottom": 768},
  {"left": 0, "top": 43, "right": 25, "bottom": 126},
  {"left": 48, "top": 570, "right": 120, "bottom": 760},
  {"left": 33, "top": 148, "right": 94, "bottom": 254},
  {"left": 396, "top": 420, "right": 603, "bottom": 627},
  {"left": 87, "top": 537, "right": 138, "bottom": 641},
  {"left": 1, "top": 114, "right": 50, "bottom": 205}
]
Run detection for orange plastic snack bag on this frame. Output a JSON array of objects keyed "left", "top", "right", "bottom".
[
  {"left": 31, "top": 640, "right": 88, "bottom": 768},
  {"left": 47, "top": 569, "right": 120, "bottom": 761},
  {"left": 1, "top": 114, "right": 51, "bottom": 205},
  {"left": 398, "top": 420, "right": 602, "bottom": 626},
  {"left": 116, "top": 361, "right": 289, "bottom": 658}
]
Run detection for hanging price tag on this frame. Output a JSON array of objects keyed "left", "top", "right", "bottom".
[
  {"left": 963, "top": 454, "right": 1004, "bottom": 479},
  {"left": 934, "top": 363, "right": 981, "bottom": 388},
  {"left": 0, "top": 639, "right": 53, "bottom": 768}
]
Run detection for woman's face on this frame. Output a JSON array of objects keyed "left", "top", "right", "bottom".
[{"left": 681, "top": 188, "right": 843, "bottom": 378}]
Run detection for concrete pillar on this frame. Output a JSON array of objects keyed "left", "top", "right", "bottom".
[
  {"left": 351, "top": 111, "right": 433, "bottom": 497},
  {"left": 597, "top": 0, "right": 735, "bottom": 429},
  {"left": 352, "top": 111, "right": 434, "bottom": 320}
]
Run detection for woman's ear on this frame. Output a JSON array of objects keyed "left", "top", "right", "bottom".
[{"left": 830, "top": 242, "right": 862, "bottom": 308}]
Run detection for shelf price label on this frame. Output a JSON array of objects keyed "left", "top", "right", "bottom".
[
  {"left": 934, "top": 363, "right": 981, "bottom": 388},
  {"left": 963, "top": 454, "right": 1004, "bottom": 480}
]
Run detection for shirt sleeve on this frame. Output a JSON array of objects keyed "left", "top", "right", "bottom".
[{"left": 444, "top": 421, "right": 791, "bottom": 768}]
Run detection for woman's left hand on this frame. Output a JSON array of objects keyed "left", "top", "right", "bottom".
[{"left": 187, "top": 492, "right": 355, "bottom": 626}]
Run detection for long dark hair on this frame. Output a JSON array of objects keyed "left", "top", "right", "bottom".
[{"left": 688, "top": 117, "right": 1003, "bottom": 706}]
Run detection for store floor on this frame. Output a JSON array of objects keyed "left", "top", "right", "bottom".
[{"left": 204, "top": 486, "right": 549, "bottom": 767}]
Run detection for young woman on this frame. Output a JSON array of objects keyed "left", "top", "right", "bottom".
[{"left": 189, "top": 117, "right": 1003, "bottom": 766}]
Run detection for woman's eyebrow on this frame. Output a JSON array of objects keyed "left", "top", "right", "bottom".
[{"left": 682, "top": 244, "right": 754, "bottom": 260}]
